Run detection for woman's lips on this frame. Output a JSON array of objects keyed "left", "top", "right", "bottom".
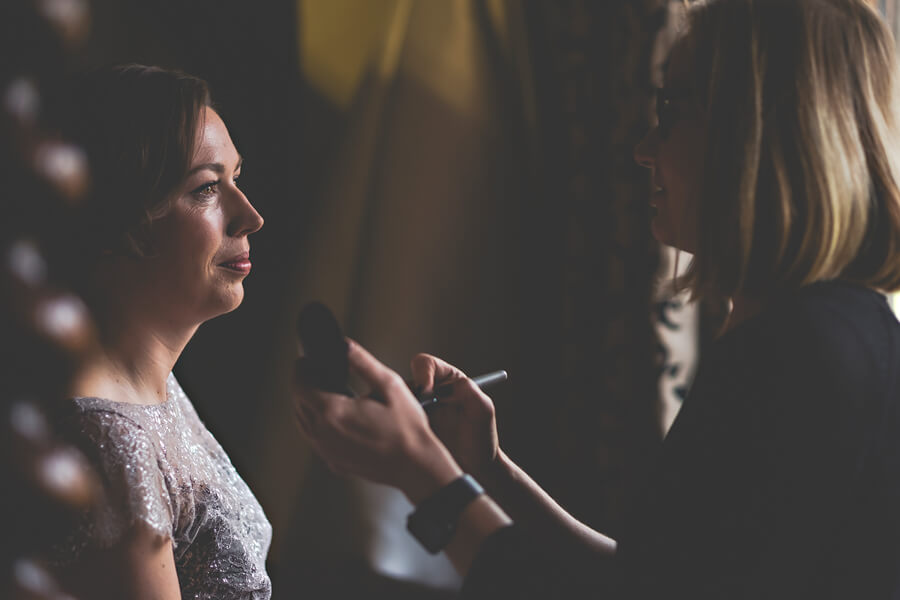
[{"left": 219, "top": 259, "right": 251, "bottom": 274}]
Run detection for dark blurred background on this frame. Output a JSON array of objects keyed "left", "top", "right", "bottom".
[
  {"left": 7, "top": 0, "right": 698, "bottom": 597},
  {"left": 10, "top": 0, "right": 900, "bottom": 598}
]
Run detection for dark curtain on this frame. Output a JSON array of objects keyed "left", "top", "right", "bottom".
[{"left": 506, "top": 0, "right": 665, "bottom": 537}]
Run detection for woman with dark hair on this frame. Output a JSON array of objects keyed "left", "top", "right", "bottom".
[
  {"left": 293, "top": 0, "right": 900, "bottom": 597},
  {"left": 53, "top": 64, "right": 269, "bottom": 599}
]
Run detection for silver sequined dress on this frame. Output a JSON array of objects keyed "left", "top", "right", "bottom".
[{"left": 55, "top": 373, "right": 272, "bottom": 599}]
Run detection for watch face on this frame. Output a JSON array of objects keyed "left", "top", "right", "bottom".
[
  {"left": 407, "top": 474, "right": 485, "bottom": 554},
  {"left": 408, "top": 514, "right": 455, "bottom": 554}
]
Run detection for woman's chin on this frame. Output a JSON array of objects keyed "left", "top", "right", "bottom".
[
  {"left": 224, "top": 288, "right": 245, "bottom": 313},
  {"left": 205, "top": 286, "right": 245, "bottom": 319}
]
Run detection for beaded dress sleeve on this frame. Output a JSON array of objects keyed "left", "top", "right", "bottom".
[{"left": 54, "top": 373, "right": 273, "bottom": 599}]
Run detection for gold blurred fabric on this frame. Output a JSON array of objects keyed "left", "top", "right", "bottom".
[{"left": 256, "top": 0, "right": 537, "bottom": 589}]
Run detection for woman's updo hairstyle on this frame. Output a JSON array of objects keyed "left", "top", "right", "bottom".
[{"left": 63, "top": 64, "right": 211, "bottom": 260}]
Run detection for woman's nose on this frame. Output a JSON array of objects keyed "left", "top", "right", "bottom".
[
  {"left": 227, "top": 190, "right": 264, "bottom": 237},
  {"left": 633, "top": 127, "right": 657, "bottom": 170}
]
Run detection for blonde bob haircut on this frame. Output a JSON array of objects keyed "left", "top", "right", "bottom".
[{"left": 678, "top": 0, "right": 900, "bottom": 301}]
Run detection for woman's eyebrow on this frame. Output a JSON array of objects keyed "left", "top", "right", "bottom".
[
  {"left": 188, "top": 163, "right": 223, "bottom": 175},
  {"left": 188, "top": 155, "right": 243, "bottom": 176}
]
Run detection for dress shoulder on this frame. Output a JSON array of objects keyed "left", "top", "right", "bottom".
[{"left": 57, "top": 402, "right": 174, "bottom": 553}]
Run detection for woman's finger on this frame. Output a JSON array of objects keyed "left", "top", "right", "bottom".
[
  {"left": 294, "top": 358, "right": 343, "bottom": 413},
  {"left": 434, "top": 377, "right": 488, "bottom": 413},
  {"left": 409, "top": 353, "right": 467, "bottom": 395},
  {"left": 345, "top": 339, "right": 409, "bottom": 399},
  {"left": 292, "top": 398, "right": 316, "bottom": 437},
  {"left": 323, "top": 460, "right": 341, "bottom": 476},
  {"left": 293, "top": 359, "right": 359, "bottom": 434}
]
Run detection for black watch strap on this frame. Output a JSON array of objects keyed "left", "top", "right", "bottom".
[{"left": 407, "top": 474, "right": 485, "bottom": 554}]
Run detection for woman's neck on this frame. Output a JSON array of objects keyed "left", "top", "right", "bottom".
[{"left": 70, "top": 309, "right": 197, "bottom": 405}]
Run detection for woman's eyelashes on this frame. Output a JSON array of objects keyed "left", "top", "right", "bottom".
[
  {"left": 191, "top": 180, "right": 219, "bottom": 200},
  {"left": 190, "top": 174, "right": 241, "bottom": 201}
]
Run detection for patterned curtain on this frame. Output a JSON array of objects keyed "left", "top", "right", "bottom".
[
  {"left": 511, "top": 0, "right": 667, "bottom": 533},
  {"left": 651, "top": 2, "right": 700, "bottom": 436}
]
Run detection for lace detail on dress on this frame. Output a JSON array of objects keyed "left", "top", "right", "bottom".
[
  {"left": 66, "top": 409, "right": 173, "bottom": 548},
  {"left": 54, "top": 373, "right": 272, "bottom": 599}
]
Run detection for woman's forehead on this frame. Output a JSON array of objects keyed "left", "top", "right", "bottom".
[{"left": 191, "top": 108, "right": 238, "bottom": 165}]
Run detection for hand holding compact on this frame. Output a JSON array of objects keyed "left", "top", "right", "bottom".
[{"left": 293, "top": 339, "right": 463, "bottom": 504}]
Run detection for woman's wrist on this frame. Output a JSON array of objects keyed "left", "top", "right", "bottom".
[
  {"left": 443, "top": 493, "right": 513, "bottom": 575},
  {"left": 474, "top": 447, "right": 513, "bottom": 496},
  {"left": 401, "top": 431, "right": 464, "bottom": 506}
]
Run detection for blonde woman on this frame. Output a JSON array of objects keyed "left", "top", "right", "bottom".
[{"left": 293, "top": 0, "right": 900, "bottom": 597}]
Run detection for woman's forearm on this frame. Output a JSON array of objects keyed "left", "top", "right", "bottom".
[
  {"left": 440, "top": 448, "right": 616, "bottom": 580},
  {"left": 478, "top": 449, "right": 617, "bottom": 557}
]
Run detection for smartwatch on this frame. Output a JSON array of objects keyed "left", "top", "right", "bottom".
[{"left": 406, "top": 474, "right": 485, "bottom": 554}]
